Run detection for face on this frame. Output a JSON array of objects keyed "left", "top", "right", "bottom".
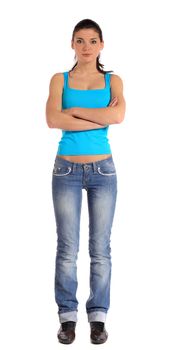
[{"left": 71, "top": 28, "right": 104, "bottom": 62}]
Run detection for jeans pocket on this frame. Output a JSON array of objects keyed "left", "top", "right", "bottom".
[
  {"left": 97, "top": 162, "right": 116, "bottom": 176},
  {"left": 53, "top": 165, "right": 72, "bottom": 176}
]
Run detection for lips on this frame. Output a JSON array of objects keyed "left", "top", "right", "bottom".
[{"left": 82, "top": 54, "right": 92, "bottom": 56}]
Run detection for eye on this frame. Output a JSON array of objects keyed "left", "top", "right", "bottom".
[
  {"left": 76, "top": 39, "right": 82, "bottom": 43},
  {"left": 91, "top": 40, "right": 97, "bottom": 44}
]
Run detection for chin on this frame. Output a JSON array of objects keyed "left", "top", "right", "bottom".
[{"left": 81, "top": 56, "right": 94, "bottom": 62}]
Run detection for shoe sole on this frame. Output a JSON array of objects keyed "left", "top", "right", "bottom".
[
  {"left": 90, "top": 337, "right": 108, "bottom": 344},
  {"left": 58, "top": 337, "right": 75, "bottom": 345}
]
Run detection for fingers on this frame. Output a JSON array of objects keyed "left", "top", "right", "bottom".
[{"left": 109, "top": 96, "right": 118, "bottom": 107}]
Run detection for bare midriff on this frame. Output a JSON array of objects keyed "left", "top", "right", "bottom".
[{"left": 57, "top": 154, "right": 112, "bottom": 163}]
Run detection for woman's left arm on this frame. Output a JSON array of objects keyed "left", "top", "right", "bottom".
[{"left": 62, "top": 75, "right": 126, "bottom": 125}]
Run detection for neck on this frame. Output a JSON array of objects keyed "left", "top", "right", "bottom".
[{"left": 73, "top": 60, "right": 98, "bottom": 75}]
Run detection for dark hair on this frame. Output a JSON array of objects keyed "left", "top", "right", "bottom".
[{"left": 69, "top": 19, "right": 113, "bottom": 75}]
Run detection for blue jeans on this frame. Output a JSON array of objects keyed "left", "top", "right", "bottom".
[{"left": 52, "top": 155, "right": 117, "bottom": 323}]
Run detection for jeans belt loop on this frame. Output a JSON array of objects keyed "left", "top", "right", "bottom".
[
  {"left": 72, "top": 163, "right": 77, "bottom": 173},
  {"left": 92, "top": 162, "right": 97, "bottom": 173}
]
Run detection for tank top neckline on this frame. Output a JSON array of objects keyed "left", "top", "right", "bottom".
[{"left": 64, "top": 71, "right": 109, "bottom": 91}]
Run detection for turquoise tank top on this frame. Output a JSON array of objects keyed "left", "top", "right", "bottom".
[{"left": 57, "top": 71, "right": 112, "bottom": 155}]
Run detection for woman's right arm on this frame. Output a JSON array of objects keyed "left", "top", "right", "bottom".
[{"left": 45, "top": 73, "right": 106, "bottom": 131}]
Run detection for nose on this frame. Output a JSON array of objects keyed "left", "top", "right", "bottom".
[{"left": 83, "top": 43, "right": 91, "bottom": 50}]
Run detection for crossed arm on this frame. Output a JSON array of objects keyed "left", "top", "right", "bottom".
[
  {"left": 46, "top": 73, "right": 126, "bottom": 130},
  {"left": 62, "top": 75, "right": 126, "bottom": 126}
]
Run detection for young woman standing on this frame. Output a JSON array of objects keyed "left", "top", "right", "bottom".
[{"left": 46, "top": 18, "right": 126, "bottom": 344}]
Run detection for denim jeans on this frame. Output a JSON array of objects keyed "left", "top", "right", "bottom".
[{"left": 52, "top": 155, "right": 117, "bottom": 323}]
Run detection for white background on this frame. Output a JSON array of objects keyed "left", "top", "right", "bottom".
[{"left": 0, "top": 0, "right": 172, "bottom": 349}]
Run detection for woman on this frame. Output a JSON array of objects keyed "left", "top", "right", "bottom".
[{"left": 46, "top": 18, "right": 126, "bottom": 344}]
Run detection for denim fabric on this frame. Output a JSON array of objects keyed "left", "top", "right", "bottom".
[{"left": 52, "top": 155, "right": 117, "bottom": 323}]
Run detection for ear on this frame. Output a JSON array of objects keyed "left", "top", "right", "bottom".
[
  {"left": 71, "top": 40, "right": 74, "bottom": 49},
  {"left": 100, "top": 41, "right": 104, "bottom": 50}
]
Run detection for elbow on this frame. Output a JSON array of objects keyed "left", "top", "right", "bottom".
[
  {"left": 116, "top": 112, "right": 125, "bottom": 124},
  {"left": 46, "top": 108, "right": 54, "bottom": 128},
  {"left": 46, "top": 113, "right": 57, "bottom": 128},
  {"left": 46, "top": 117, "right": 54, "bottom": 128},
  {"left": 46, "top": 106, "right": 58, "bottom": 128},
  {"left": 111, "top": 101, "right": 126, "bottom": 124},
  {"left": 110, "top": 112, "right": 125, "bottom": 124},
  {"left": 113, "top": 105, "right": 126, "bottom": 124},
  {"left": 47, "top": 123, "right": 54, "bottom": 128},
  {"left": 46, "top": 108, "right": 62, "bottom": 129}
]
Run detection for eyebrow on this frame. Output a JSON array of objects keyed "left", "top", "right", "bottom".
[{"left": 76, "top": 37, "right": 98, "bottom": 40}]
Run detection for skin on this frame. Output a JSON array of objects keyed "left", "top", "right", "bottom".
[{"left": 46, "top": 28, "right": 126, "bottom": 163}]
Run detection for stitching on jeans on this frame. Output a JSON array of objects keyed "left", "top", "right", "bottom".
[
  {"left": 53, "top": 166, "right": 72, "bottom": 176},
  {"left": 97, "top": 167, "right": 116, "bottom": 176}
]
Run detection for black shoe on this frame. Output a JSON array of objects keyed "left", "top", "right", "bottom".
[
  {"left": 57, "top": 321, "right": 76, "bottom": 344},
  {"left": 90, "top": 321, "right": 108, "bottom": 344}
]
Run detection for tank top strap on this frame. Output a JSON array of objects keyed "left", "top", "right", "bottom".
[
  {"left": 63, "top": 71, "right": 68, "bottom": 89},
  {"left": 105, "top": 72, "right": 111, "bottom": 88},
  {"left": 63, "top": 71, "right": 111, "bottom": 89}
]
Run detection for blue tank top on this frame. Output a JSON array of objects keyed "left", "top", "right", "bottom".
[{"left": 57, "top": 71, "right": 112, "bottom": 155}]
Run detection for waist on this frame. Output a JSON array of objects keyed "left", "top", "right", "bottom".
[
  {"left": 54, "top": 154, "right": 114, "bottom": 168},
  {"left": 56, "top": 154, "right": 112, "bottom": 163}
]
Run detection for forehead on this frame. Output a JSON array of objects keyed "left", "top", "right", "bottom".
[{"left": 74, "top": 28, "right": 99, "bottom": 39}]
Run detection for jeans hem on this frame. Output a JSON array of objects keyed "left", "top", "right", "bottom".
[
  {"left": 87, "top": 311, "right": 107, "bottom": 323},
  {"left": 59, "top": 311, "right": 78, "bottom": 323}
]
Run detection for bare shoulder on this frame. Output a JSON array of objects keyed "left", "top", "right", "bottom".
[
  {"left": 46, "top": 72, "right": 64, "bottom": 113},
  {"left": 110, "top": 74, "right": 124, "bottom": 88},
  {"left": 48, "top": 72, "right": 64, "bottom": 96},
  {"left": 110, "top": 74, "right": 125, "bottom": 97}
]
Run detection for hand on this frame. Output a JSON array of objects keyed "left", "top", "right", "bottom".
[{"left": 108, "top": 96, "right": 118, "bottom": 107}]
